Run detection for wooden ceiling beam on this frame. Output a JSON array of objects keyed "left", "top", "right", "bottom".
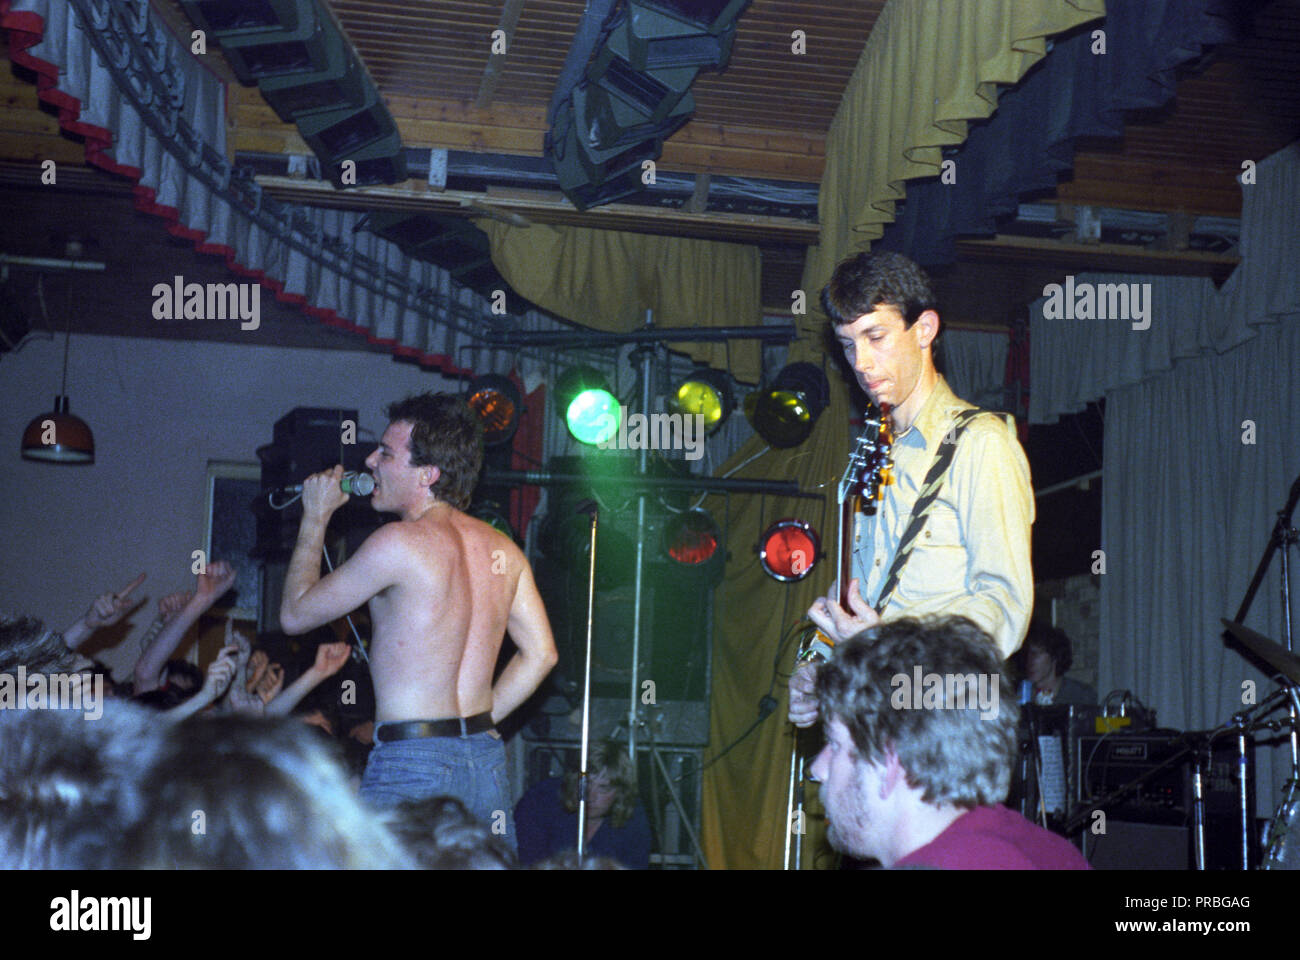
[
  {"left": 474, "top": 0, "right": 527, "bottom": 109},
  {"left": 955, "top": 235, "right": 1239, "bottom": 285},
  {"left": 252, "top": 174, "right": 821, "bottom": 245}
]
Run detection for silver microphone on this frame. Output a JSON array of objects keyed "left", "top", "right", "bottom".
[{"left": 280, "top": 471, "right": 375, "bottom": 496}]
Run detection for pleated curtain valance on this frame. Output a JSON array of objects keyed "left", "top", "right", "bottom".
[{"left": 475, "top": 219, "right": 764, "bottom": 385}]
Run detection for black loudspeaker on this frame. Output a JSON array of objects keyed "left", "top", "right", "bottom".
[
  {"left": 254, "top": 407, "right": 375, "bottom": 560},
  {"left": 1085, "top": 820, "right": 1190, "bottom": 869}
]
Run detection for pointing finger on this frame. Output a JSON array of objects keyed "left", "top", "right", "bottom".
[{"left": 116, "top": 572, "right": 147, "bottom": 601}]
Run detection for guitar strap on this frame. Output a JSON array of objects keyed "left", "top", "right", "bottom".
[{"left": 872, "top": 408, "right": 1008, "bottom": 615}]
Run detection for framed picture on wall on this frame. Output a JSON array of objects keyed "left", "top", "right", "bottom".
[{"left": 204, "top": 460, "right": 262, "bottom": 623}]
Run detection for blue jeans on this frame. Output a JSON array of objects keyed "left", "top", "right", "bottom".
[{"left": 360, "top": 728, "right": 515, "bottom": 849}]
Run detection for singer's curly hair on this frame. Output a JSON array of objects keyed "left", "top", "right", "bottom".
[{"left": 385, "top": 392, "right": 484, "bottom": 510}]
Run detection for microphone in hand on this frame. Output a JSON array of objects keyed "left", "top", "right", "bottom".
[{"left": 278, "top": 471, "right": 375, "bottom": 498}]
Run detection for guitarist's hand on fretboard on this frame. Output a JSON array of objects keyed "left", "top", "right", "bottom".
[
  {"left": 788, "top": 661, "right": 820, "bottom": 728},
  {"left": 807, "top": 577, "right": 881, "bottom": 646},
  {"left": 788, "top": 579, "right": 882, "bottom": 728}
]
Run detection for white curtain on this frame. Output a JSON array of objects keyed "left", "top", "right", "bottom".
[
  {"left": 942, "top": 329, "right": 1010, "bottom": 413},
  {"left": 1030, "top": 143, "right": 1300, "bottom": 425},
  {"left": 1102, "top": 318, "right": 1300, "bottom": 818},
  {"left": 1031, "top": 142, "right": 1300, "bottom": 817}
]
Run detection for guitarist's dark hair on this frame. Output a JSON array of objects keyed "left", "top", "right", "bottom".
[{"left": 821, "top": 251, "right": 938, "bottom": 330}]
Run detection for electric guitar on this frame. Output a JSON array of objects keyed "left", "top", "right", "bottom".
[
  {"left": 784, "top": 404, "right": 894, "bottom": 869},
  {"left": 799, "top": 404, "right": 894, "bottom": 663}
]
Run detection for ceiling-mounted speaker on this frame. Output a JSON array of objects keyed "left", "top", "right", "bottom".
[
  {"left": 588, "top": 27, "right": 698, "bottom": 127},
  {"left": 216, "top": 1, "right": 331, "bottom": 84},
  {"left": 576, "top": 75, "right": 692, "bottom": 152},
  {"left": 298, "top": 84, "right": 397, "bottom": 164},
  {"left": 550, "top": 103, "right": 656, "bottom": 210},
  {"left": 179, "top": 0, "right": 308, "bottom": 39},
  {"left": 621, "top": 0, "right": 749, "bottom": 72},
  {"left": 638, "top": 0, "right": 752, "bottom": 32},
  {"left": 258, "top": 30, "right": 367, "bottom": 122},
  {"left": 325, "top": 131, "right": 407, "bottom": 188},
  {"left": 360, "top": 212, "right": 523, "bottom": 301},
  {"left": 569, "top": 85, "right": 678, "bottom": 181}
]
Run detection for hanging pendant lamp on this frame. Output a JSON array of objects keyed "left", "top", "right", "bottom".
[{"left": 20, "top": 277, "right": 95, "bottom": 463}]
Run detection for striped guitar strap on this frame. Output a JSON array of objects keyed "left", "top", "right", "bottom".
[{"left": 872, "top": 408, "right": 1009, "bottom": 615}]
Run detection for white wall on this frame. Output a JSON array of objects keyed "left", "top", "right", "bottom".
[{"left": 0, "top": 333, "right": 454, "bottom": 678}]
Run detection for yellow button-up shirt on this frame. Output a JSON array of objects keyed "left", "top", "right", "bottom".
[{"left": 851, "top": 376, "right": 1034, "bottom": 658}]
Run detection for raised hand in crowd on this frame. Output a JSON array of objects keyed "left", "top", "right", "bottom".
[
  {"left": 164, "top": 643, "right": 239, "bottom": 722},
  {"left": 133, "top": 561, "right": 236, "bottom": 694},
  {"left": 62, "top": 572, "right": 147, "bottom": 649},
  {"left": 245, "top": 649, "right": 270, "bottom": 692},
  {"left": 266, "top": 640, "right": 352, "bottom": 717},
  {"left": 224, "top": 620, "right": 266, "bottom": 717},
  {"left": 255, "top": 662, "right": 285, "bottom": 705},
  {"left": 157, "top": 590, "right": 193, "bottom": 626}
]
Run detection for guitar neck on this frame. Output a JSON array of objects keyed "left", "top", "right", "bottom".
[{"left": 837, "top": 493, "right": 859, "bottom": 610}]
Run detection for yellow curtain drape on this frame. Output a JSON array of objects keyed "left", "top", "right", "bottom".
[
  {"left": 476, "top": 219, "right": 764, "bottom": 383},
  {"left": 700, "top": 0, "right": 1105, "bottom": 870}
]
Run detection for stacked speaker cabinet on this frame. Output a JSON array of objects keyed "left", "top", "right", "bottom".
[{"left": 180, "top": 0, "right": 405, "bottom": 186}]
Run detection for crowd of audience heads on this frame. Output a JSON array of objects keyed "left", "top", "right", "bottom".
[{"left": 0, "top": 566, "right": 626, "bottom": 870}]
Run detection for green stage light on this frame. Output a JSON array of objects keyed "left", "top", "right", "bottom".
[
  {"left": 672, "top": 366, "right": 732, "bottom": 433},
  {"left": 555, "top": 367, "right": 620, "bottom": 445}
]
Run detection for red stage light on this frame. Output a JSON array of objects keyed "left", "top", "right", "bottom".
[
  {"left": 664, "top": 510, "right": 720, "bottom": 565},
  {"left": 758, "top": 519, "right": 820, "bottom": 581}
]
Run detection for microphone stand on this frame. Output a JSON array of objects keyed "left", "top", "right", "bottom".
[{"left": 575, "top": 501, "right": 599, "bottom": 859}]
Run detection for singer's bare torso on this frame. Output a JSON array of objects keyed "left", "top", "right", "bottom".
[
  {"left": 282, "top": 415, "right": 556, "bottom": 727},
  {"left": 366, "top": 507, "right": 524, "bottom": 722}
]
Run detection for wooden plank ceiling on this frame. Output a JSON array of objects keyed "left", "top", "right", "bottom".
[{"left": 224, "top": 0, "right": 877, "bottom": 182}]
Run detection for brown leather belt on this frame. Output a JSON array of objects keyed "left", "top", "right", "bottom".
[{"left": 375, "top": 712, "right": 495, "bottom": 742}]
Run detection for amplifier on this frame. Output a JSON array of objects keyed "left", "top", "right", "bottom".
[
  {"left": 1077, "top": 733, "right": 1188, "bottom": 811},
  {"left": 1076, "top": 732, "right": 1257, "bottom": 870}
]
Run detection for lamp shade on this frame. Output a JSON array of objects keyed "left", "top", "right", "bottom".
[{"left": 21, "top": 395, "right": 95, "bottom": 463}]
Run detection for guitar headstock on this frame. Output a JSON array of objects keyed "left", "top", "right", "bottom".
[{"left": 838, "top": 404, "right": 894, "bottom": 505}]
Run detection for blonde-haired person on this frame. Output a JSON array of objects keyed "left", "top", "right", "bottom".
[{"left": 515, "top": 739, "right": 652, "bottom": 868}]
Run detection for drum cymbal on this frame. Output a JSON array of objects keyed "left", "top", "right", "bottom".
[{"left": 1223, "top": 619, "right": 1300, "bottom": 685}]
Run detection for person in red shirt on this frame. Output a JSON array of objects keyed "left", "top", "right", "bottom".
[{"left": 809, "top": 615, "right": 1089, "bottom": 870}]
